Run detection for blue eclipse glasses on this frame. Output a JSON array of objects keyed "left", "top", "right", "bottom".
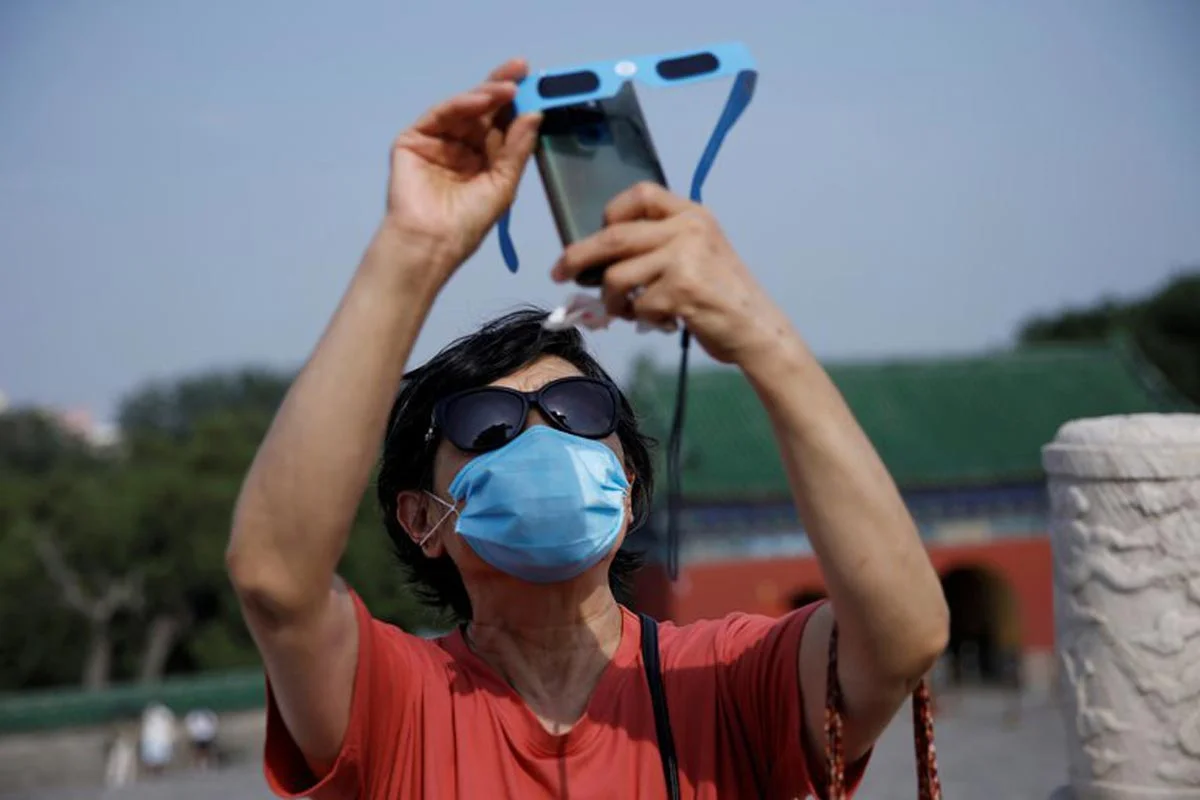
[{"left": 495, "top": 41, "right": 759, "bottom": 272}]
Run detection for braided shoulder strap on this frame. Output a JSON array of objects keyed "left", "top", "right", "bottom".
[{"left": 824, "top": 622, "right": 943, "bottom": 800}]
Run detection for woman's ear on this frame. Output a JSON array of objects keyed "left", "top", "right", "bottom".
[
  {"left": 623, "top": 468, "right": 637, "bottom": 517},
  {"left": 396, "top": 490, "right": 449, "bottom": 557}
]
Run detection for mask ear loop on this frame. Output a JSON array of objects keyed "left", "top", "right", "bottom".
[{"left": 418, "top": 492, "right": 459, "bottom": 547}]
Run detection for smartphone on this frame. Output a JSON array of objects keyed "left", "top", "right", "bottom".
[{"left": 535, "top": 83, "right": 668, "bottom": 287}]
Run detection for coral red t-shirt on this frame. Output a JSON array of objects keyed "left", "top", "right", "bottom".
[{"left": 264, "top": 592, "right": 863, "bottom": 799}]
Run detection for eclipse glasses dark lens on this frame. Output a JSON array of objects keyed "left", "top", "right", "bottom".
[
  {"left": 656, "top": 52, "right": 720, "bottom": 80},
  {"left": 538, "top": 70, "right": 601, "bottom": 99},
  {"left": 434, "top": 377, "right": 619, "bottom": 453},
  {"left": 534, "top": 51, "right": 722, "bottom": 101}
]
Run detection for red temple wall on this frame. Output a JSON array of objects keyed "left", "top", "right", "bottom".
[{"left": 634, "top": 535, "right": 1054, "bottom": 651}]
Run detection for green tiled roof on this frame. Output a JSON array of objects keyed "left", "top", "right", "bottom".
[{"left": 627, "top": 341, "right": 1190, "bottom": 499}]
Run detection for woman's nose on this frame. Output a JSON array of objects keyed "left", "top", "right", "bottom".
[{"left": 523, "top": 407, "right": 552, "bottom": 431}]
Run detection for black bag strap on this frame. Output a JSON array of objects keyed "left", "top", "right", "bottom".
[{"left": 639, "top": 612, "right": 680, "bottom": 800}]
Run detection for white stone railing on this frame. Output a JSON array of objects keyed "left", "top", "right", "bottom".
[{"left": 1044, "top": 413, "right": 1200, "bottom": 799}]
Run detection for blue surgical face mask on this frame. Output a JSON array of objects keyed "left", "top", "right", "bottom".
[{"left": 422, "top": 425, "right": 630, "bottom": 584}]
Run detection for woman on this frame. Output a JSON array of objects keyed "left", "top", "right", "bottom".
[{"left": 226, "top": 58, "right": 949, "bottom": 799}]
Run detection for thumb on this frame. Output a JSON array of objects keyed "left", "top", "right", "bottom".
[{"left": 494, "top": 112, "right": 542, "bottom": 185}]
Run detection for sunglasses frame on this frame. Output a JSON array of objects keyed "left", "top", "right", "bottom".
[{"left": 426, "top": 376, "right": 620, "bottom": 453}]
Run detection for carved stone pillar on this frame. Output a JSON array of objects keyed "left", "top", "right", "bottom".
[{"left": 1043, "top": 413, "right": 1200, "bottom": 799}]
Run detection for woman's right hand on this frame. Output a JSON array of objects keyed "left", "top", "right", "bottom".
[{"left": 383, "top": 58, "right": 542, "bottom": 287}]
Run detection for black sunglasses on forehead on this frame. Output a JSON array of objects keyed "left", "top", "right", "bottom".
[{"left": 426, "top": 376, "right": 620, "bottom": 454}]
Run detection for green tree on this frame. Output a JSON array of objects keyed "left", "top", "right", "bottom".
[
  {"left": 0, "top": 408, "right": 98, "bottom": 474},
  {"left": 1133, "top": 274, "right": 1200, "bottom": 405},
  {"left": 115, "top": 369, "right": 444, "bottom": 669},
  {"left": 1018, "top": 270, "right": 1200, "bottom": 404},
  {"left": 0, "top": 468, "right": 92, "bottom": 689},
  {"left": 0, "top": 412, "right": 143, "bottom": 690},
  {"left": 0, "top": 366, "right": 444, "bottom": 691},
  {"left": 117, "top": 404, "right": 277, "bottom": 680},
  {"left": 117, "top": 368, "right": 290, "bottom": 438}
]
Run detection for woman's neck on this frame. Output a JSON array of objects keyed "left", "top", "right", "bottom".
[{"left": 464, "top": 579, "right": 624, "bottom": 734}]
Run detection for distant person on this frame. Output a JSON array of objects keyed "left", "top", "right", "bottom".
[
  {"left": 184, "top": 708, "right": 219, "bottom": 769},
  {"left": 139, "top": 702, "right": 176, "bottom": 776},
  {"left": 103, "top": 720, "right": 138, "bottom": 789},
  {"left": 226, "top": 58, "right": 950, "bottom": 798}
]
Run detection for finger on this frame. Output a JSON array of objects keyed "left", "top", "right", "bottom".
[
  {"left": 413, "top": 81, "right": 517, "bottom": 136},
  {"left": 551, "top": 219, "right": 676, "bottom": 283},
  {"left": 599, "top": 251, "right": 668, "bottom": 320},
  {"left": 602, "top": 252, "right": 668, "bottom": 302},
  {"left": 629, "top": 284, "right": 681, "bottom": 330},
  {"left": 482, "top": 59, "right": 530, "bottom": 130},
  {"left": 638, "top": 312, "right": 679, "bottom": 333},
  {"left": 487, "top": 58, "right": 529, "bottom": 83},
  {"left": 601, "top": 262, "right": 670, "bottom": 321},
  {"left": 604, "top": 182, "right": 693, "bottom": 225},
  {"left": 493, "top": 111, "right": 543, "bottom": 182},
  {"left": 652, "top": 316, "right": 681, "bottom": 333},
  {"left": 601, "top": 283, "right": 635, "bottom": 320}
]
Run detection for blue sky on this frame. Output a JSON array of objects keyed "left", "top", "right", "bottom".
[{"left": 2, "top": 0, "right": 1198, "bottom": 419}]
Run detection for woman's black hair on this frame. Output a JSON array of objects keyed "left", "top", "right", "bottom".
[{"left": 377, "top": 307, "right": 654, "bottom": 621}]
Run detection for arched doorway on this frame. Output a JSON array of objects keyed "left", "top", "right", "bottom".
[{"left": 940, "top": 565, "right": 1021, "bottom": 686}]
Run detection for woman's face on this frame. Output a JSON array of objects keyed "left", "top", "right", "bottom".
[{"left": 421, "top": 355, "right": 633, "bottom": 581}]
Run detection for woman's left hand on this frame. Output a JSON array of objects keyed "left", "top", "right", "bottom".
[{"left": 550, "top": 182, "right": 792, "bottom": 366}]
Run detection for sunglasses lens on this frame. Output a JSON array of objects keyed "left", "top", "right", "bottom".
[
  {"left": 537, "top": 70, "right": 601, "bottom": 99},
  {"left": 540, "top": 379, "right": 617, "bottom": 439},
  {"left": 442, "top": 390, "right": 525, "bottom": 452},
  {"left": 656, "top": 52, "right": 720, "bottom": 80}
]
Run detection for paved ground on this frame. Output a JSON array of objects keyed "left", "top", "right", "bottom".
[
  {"left": 10, "top": 689, "right": 1068, "bottom": 799},
  {"left": 856, "top": 691, "right": 1067, "bottom": 800}
]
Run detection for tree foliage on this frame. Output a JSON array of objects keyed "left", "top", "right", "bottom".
[
  {"left": 1018, "top": 270, "right": 1200, "bottom": 405},
  {"left": 0, "top": 369, "right": 440, "bottom": 691}
]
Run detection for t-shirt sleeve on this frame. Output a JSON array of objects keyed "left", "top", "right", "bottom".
[
  {"left": 262, "top": 589, "right": 431, "bottom": 800},
  {"left": 715, "top": 601, "right": 870, "bottom": 799}
]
